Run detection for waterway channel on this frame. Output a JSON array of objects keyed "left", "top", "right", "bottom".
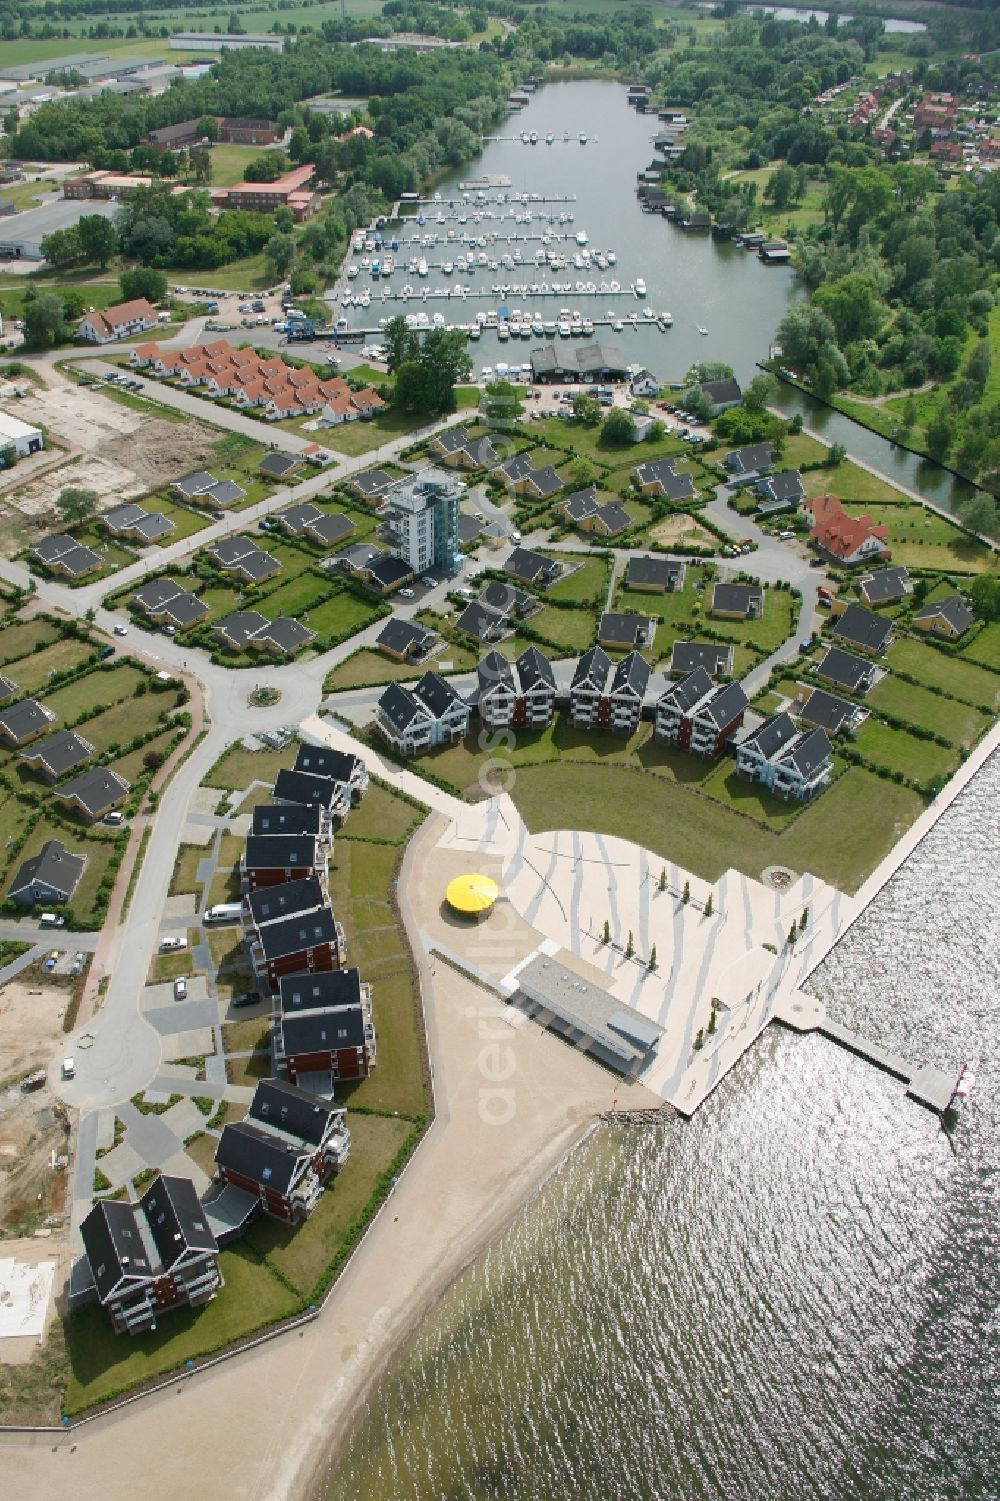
[{"left": 321, "top": 749, "right": 998, "bottom": 1501}]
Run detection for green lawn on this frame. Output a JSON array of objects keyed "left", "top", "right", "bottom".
[
  {"left": 341, "top": 782, "right": 425, "bottom": 844},
  {"left": 64, "top": 1241, "right": 299, "bottom": 1415},
  {"left": 207, "top": 832, "right": 245, "bottom": 906},
  {"left": 115, "top": 728, "right": 177, "bottom": 786},
  {"left": 799, "top": 458, "right": 910, "bottom": 505},
  {"left": 323, "top": 643, "right": 478, "bottom": 692},
  {"left": 868, "top": 674, "right": 990, "bottom": 747},
  {"left": 887, "top": 635, "right": 1000, "bottom": 711},
  {"left": 44, "top": 664, "right": 145, "bottom": 725},
  {"left": 960, "top": 622, "right": 1000, "bottom": 671},
  {"left": 526, "top": 604, "right": 597, "bottom": 652},
  {"left": 545, "top": 554, "right": 610, "bottom": 606},
  {"left": 72, "top": 696, "right": 159, "bottom": 757},
  {"left": 12, "top": 819, "right": 120, "bottom": 927},
  {"left": 7, "top": 638, "right": 94, "bottom": 694},
  {"left": 853, "top": 721, "right": 959, "bottom": 783},
  {"left": 169, "top": 843, "right": 204, "bottom": 897},
  {"left": 292, "top": 410, "right": 424, "bottom": 458},
  {"left": 204, "top": 144, "right": 269, "bottom": 188},
  {"left": 202, "top": 741, "right": 298, "bottom": 792},
  {"left": 522, "top": 414, "right": 688, "bottom": 473},
  {"left": 0, "top": 617, "right": 59, "bottom": 666},
  {"left": 248, "top": 1113, "right": 413, "bottom": 1295},
  {"left": 855, "top": 502, "right": 996, "bottom": 574},
  {"left": 297, "top": 588, "right": 382, "bottom": 641}
]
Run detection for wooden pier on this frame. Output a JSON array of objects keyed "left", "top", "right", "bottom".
[{"left": 818, "top": 1019, "right": 961, "bottom": 1114}]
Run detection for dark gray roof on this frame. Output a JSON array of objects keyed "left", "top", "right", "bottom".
[
  {"left": 294, "top": 745, "right": 364, "bottom": 784},
  {"left": 279, "top": 967, "right": 363, "bottom": 1016},
  {"left": 634, "top": 458, "right": 676, "bottom": 488},
  {"left": 303, "top": 511, "right": 354, "bottom": 546},
  {"left": 480, "top": 579, "right": 534, "bottom": 616},
  {"left": 816, "top": 646, "right": 875, "bottom": 693},
  {"left": 131, "top": 578, "right": 208, "bottom": 626},
  {"left": 0, "top": 698, "right": 55, "bottom": 743},
  {"left": 377, "top": 681, "right": 424, "bottom": 734},
  {"left": 831, "top": 603, "right": 893, "bottom": 654},
  {"left": 249, "top": 1076, "right": 343, "bottom": 1146},
  {"left": 668, "top": 641, "right": 733, "bottom": 677},
  {"left": 660, "top": 666, "right": 714, "bottom": 714},
  {"left": 281, "top": 999, "right": 366, "bottom": 1058},
  {"left": 757, "top": 469, "right": 804, "bottom": 505},
  {"left": 913, "top": 593, "right": 974, "bottom": 635},
  {"left": 376, "top": 617, "right": 434, "bottom": 656},
  {"left": 434, "top": 425, "right": 498, "bottom": 466},
  {"left": 495, "top": 453, "right": 562, "bottom": 498},
  {"left": 780, "top": 726, "right": 832, "bottom": 776},
  {"left": 611, "top": 649, "right": 650, "bottom": 697},
  {"left": 599, "top": 611, "right": 652, "bottom": 647},
  {"left": 725, "top": 442, "right": 773, "bottom": 475},
  {"left": 257, "top": 906, "right": 340, "bottom": 962},
  {"left": 132, "top": 577, "right": 182, "bottom": 612},
  {"left": 412, "top": 670, "right": 465, "bottom": 719},
  {"left": 457, "top": 599, "right": 508, "bottom": 641},
  {"left": 243, "top": 833, "right": 319, "bottom": 871},
  {"left": 349, "top": 466, "right": 394, "bottom": 498},
  {"left": 257, "top": 617, "right": 315, "bottom": 653},
  {"left": 139, "top": 1173, "right": 217, "bottom": 1269},
  {"left": 104, "top": 502, "right": 175, "bottom": 540},
  {"left": 215, "top": 1120, "right": 308, "bottom": 1196},
  {"left": 207, "top": 537, "right": 280, "bottom": 580},
  {"left": 712, "top": 582, "right": 762, "bottom": 615},
  {"left": 626, "top": 555, "right": 685, "bottom": 590},
  {"left": 175, "top": 469, "right": 217, "bottom": 497},
  {"left": 368, "top": 555, "right": 414, "bottom": 590},
  {"left": 572, "top": 645, "right": 611, "bottom": 691},
  {"left": 32, "top": 534, "right": 100, "bottom": 576},
  {"left": 273, "top": 767, "right": 345, "bottom": 810},
  {"left": 594, "top": 502, "right": 633, "bottom": 534},
  {"left": 742, "top": 710, "right": 799, "bottom": 759},
  {"left": 503, "top": 546, "right": 559, "bottom": 585},
  {"left": 216, "top": 610, "right": 269, "bottom": 648},
  {"left": 700, "top": 680, "right": 748, "bottom": 728},
  {"left": 860, "top": 566, "right": 910, "bottom": 606},
  {"left": 259, "top": 450, "right": 301, "bottom": 478},
  {"left": 561, "top": 485, "right": 598, "bottom": 521},
  {"left": 701, "top": 377, "right": 742, "bottom": 405},
  {"left": 80, "top": 1198, "right": 151, "bottom": 1304},
  {"left": 0, "top": 674, "right": 16, "bottom": 702},
  {"left": 9, "top": 838, "right": 84, "bottom": 902},
  {"left": 251, "top": 803, "right": 322, "bottom": 838},
  {"left": 22, "top": 729, "right": 94, "bottom": 778},
  {"left": 477, "top": 649, "right": 515, "bottom": 694},
  {"left": 516, "top": 646, "right": 555, "bottom": 692},
  {"left": 248, "top": 876, "right": 325, "bottom": 928},
  {"left": 797, "top": 687, "right": 857, "bottom": 735},
  {"left": 278, "top": 501, "right": 323, "bottom": 534},
  {"left": 57, "top": 765, "right": 129, "bottom": 815}
]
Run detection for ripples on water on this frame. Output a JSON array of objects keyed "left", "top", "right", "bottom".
[{"left": 324, "top": 755, "right": 999, "bottom": 1501}]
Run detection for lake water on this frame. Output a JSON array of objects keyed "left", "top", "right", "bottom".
[
  {"left": 695, "top": 3, "right": 927, "bottom": 31},
  {"left": 321, "top": 750, "right": 998, "bottom": 1501}
]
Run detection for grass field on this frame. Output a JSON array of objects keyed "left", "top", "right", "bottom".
[
  {"left": 169, "top": 843, "right": 204, "bottom": 897},
  {"left": 527, "top": 603, "right": 597, "bottom": 652},
  {"left": 202, "top": 742, "right": 297, "bottom": 792},
  {"left": 853, "top": 720, "right": 959, "bottom": 782},
  {"left": 868, "top": 674, "right": 990, "bottom": 746},
  {"left": 340, "top": 781, "right": 425, "bottom": 843},
  {"left": 323, "top": 643, "right": 478, "bottom": 692},
  {"left": 8, "top": 637, "right": 94, "bottom": 694},
  {"left": 960, "top": 622, "right": 1000, "bottom": 671},
  {"left": 204, "top": 144, "right": 269, "bottom": 188},
  {"left": 855, "top": 502, "right": 995, "bottom": 574},
  {"left": 545, "top": 554, "right": 610, "bottom": 606},
  {"left": 886, "top": 636, "right": 1000, "bottom": 710}
]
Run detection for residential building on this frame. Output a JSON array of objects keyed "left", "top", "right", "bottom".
[
  {"left": 480, "top": 580, "right": 536, "bottom": 619},
  {"left": 859, "top": 566, "right": 911, "bottom": 609},
  {"left": 456, "top": 598, "right": 508, "bottom": 643},
  {"left": 632, "top": 458, "right": 695, "bottom": 502},
  {"left": 78, "top": 298, "right": 157, "bottom": 344},
  {"left": 605, "top": 650, "right": 650, "bottom": 734},
  {"left": 20, "top": 729, "right": 94, "bottom": 782},
  {"left": 558, "top": 487, "right": 633, "bottom": 536},
  {"left": 699, "top": 377, "right": 742, "bottom": 413},
  {"left": 31, "top": 534, "right": 101, "bottom": 579},
  {"left": 756, "top": 469, "right": 804, "bottom": 511},
  {"left": 629, "top": 369, "right": 659, "bottom": 398},
  {"left": 173, "top": 469, "right": 220, "bottom": 500},
  {"left": 132, "top": 339, "right": 381, "bottom": 420},
  {"left": 736, "top": 713, "right": 833, "bottom": 800},
  {"left": 807, "top": 493, "right": 890, "bottom": 566},
  {"left": 64, "top": 172, "right": 153, "bottom": 202},
  {"left": 830, "top": 602, "right": 893, "bottom": 655},
  {"left": 214, "top": 612, "right": 315, "bottom": 656},
  {"left": 476, "top": 647, "right": 555, "bottom": 730},
  {"left": 102, "top": 502, "right": 175, "bottom": 543},
  {"left": 428, "top": 425, "right": 499, "bottom": 470},
  {"left": 0, "top": 407, "right": 43, "bottom": 458},
  {"left": 667, "top": 641, "right": 733, "bottom": 678},
  {"left": 529, "top": 342, "right": 629, "bottom": 384},
  {"left": 259, "top": 451, "right": 301, "bottom": 481},
  {"left": 0, "top": 697, "right": 56, "bottom": 747},
  {"left": 78, "top": 1175, "right": 221, "bottom": 1335},
  {"left": 214, "top": 1079, "right": 350, "bottom": 1227},
  {"left": 276, "top": 503, "right": 354, "bottom": 549},
  {"left": 241, "top": 833, "right": 326, "bottom": 893},
  {"left": 815, "top": 645, "right": 879, "bottom": 696},
  {"left": 711, "top": 582, "right": 763, "bottom": 620},
  {"left": 211, "top": 162, "right": 318, "bottom": 221},
  {"left": 130, "top": 578, "right": 208, "bottom": 629},
  {"left": 8, "top": 838, "right": 84, "bottom": 905},
  {"left": 374, "top": 672, "right": 471, "bottom": 756},
  {"left": 219, "top": 116, "right": 279, "bottom": 145},
  {"left": 273, "top": 767, "right": 352, "bottom": 824},
  {"left": 912, "top": 594, "right": 974, "bottom": 641},
  {"left": 347, "top": 467, "right": 395, "bottom": 502},
  {"left": 598, "top": 611, "right": 655, "bottom": 650},
  {"left": 655, "top": 670, "right": 747, "bottom": 757},
  {"left": 381, "top": 469, "right": 462, "bottom": 575},
  {"left": 493, "top": 453, "right": 563, "bottom": 501},
  {"left": 292, "top": 744, "right": 367, "bottom": 803},
  {"left": 724, "top": 442, "right": 773, "bottom": 481},
  {"left": 502, "top": 546, "right": 561, "bottom": 589},
  {"left": 625, "top": 556, "right": 685, "bottom": 593},
  {"left": 794, "top": 686, "right": 865, "bottom": 736},
  {"left": 251, "top": 904, "right": 347, "bottom": 995},
  {"left": 375, "top": 617, "right": 436, "bottom": 662},
  {"left": 204, "top": 535, "right": 281, "bottom": 585},
  {"left": 250, "top": 803, "right": 325, "bottom": 841},
  {"left": 55, "top": 766, "right": 129, "bottom": 822},
  {"left": 275, "top": 967, "right": 376, "bottom": 1089},
  {"left": 569, "top": 646, "right": 648, "bottom": 732}
]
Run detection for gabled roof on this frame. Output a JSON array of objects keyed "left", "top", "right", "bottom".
[
  {"left": 250, "top": 803, "right": 323, "bottom": 838},
  {"left": 599, "top": 611, "right": 652, "bottom": 647},
  {"left": 139, "top": 1174, "right": 217, "bottom": 1269},
  {"left": 273, "top": 767, "right": 346, "bottom": 811},
  {"left": 0, "top": 698, "right": 55, "bottom": 743},
  {"left": 494, "top": 452, "right": 563, "bottom": 497},
  {"left": 667, "top": 641, "right": 733, "bottom": 677},
  {"left": 9, "top": 838, "right": 84, "bottom": 902},
  {"left": 859, "top": 566, "right": 910, "bottom": 606},
  {"left": 701, "top": 377, "right": 742, "bottom": 405},
  {"left": 779, "top": 725, "right": 832, "bottom": 776},
  {"left": 503, "top": 546, "right": 559, "bottom": 585},
  {"left": 294, "top": 745, "right": 364, "bottom": 784},
  {"left": 796, "top": 687, "right": 858, "bottom": 735},
  {"left": 712, "top": 581, "right": 762, "bottom": 615},
  {"left": 659, "top": 666, "right": 714, "bottom": 714},
  {"left": 257, "top": 906, "right": 341, "bottom": 962},
  {"left": 57, "top": 765, "right": 129, "bottom": 816},
  {"left": 247, "top": 876, "right": 326, "bottom": 928},
  {"left": 243, "top": 833, "right": 319, "bottom": 871},
  {"left": 480, "top": 579, "right": 534, "bottom": 616},
  {"left": 103, "top": 502, "right": 175, "bottom": 540},
  {"left": 349, "top": 466, "right": 394, "bottom": 497},
  {"left": 572, "top": 645, "right": 611, "bottom": 691},
  {"left": 725, "top": 442, "right": 773, "bottom": 475},
  {"left": 516, "top": 646, "right": 555, "bottom": 692},
  {"left": 248, "top": 1076, "right": 344, "bottom": 1146},
  {"left": 376, "top": 617, "right": 434, "bottom": 656},
  {"left": 377, "top": 681, "right": 426, "bottom": 734},
  {"left": 174, "top": 469, "right": 217, "bottom": 497},
  {"left": 913, "top": 593, "right": 974, "bottom": 635},
  {"left": 477, "top": 649, "right": 515, "bottom": 694},
  {"left": 31, "top": 534, "right": 100, "bottom": 576},
  {"left": 80, "top": 1198, "right": 152, "bottom": 1303},
  {"left": 412, "top": 670, "right": 465, "bottom": 719},
  {"left": 215, "top": 1120, "right": 309, "bottom": 1196},
  {"left": 611, "top": 649, "right": 651, "bottom": 698},
  {"left": 281, "top": 1000, "right": 367, "bottom": 1058},
  {"left": 594, "top": 501, "right": 634, "bottom": 534},
  {"left": 279, "top": 967, "right": 363, "bottom": 1015},
  {"left": 21, "top": 729, "right": 94, "bottom": 778},
  {"left": 215, "top": 610, "right": 269, "bottom": 648},
  {"left": 259, "top": 450, "right": 301, "bottom": 478},
  {"left": 561, "top": 485, "right": 598, "bottom": 521},
  {"left": 626, "top": 555, "right": 684, "bottom": 589},
  {"left": 741, "top": 710, "right": 799, "bottom": 759},
  {"left": 276, "top": 501, "right": 322, "bottom": 534},
  {"left": 816, "top": 645, "right": 875, "bottom": 693},
  {"left": 433, "top": 425, "right": 498, "bottom": 466},
  {"left": 457, "top": 599, "right": 507, "bottom": 641},
  {"left": 757, "top": 469, "right": 804, "bottom": 505},
  {"left": 700, "top": 680, "right": 748, "bottom": 728},
  {"left": 831, "top": 603, "right": 893, "bottom": 654}
]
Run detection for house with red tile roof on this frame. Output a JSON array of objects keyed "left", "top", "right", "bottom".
[
  {"left": 806, "top": 493, "right": 890, "bottom": 566},
  {"left": 79, "top": 298, "right": 157, "bottom": 345}
]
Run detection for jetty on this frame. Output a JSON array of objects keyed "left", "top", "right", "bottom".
[{"left": 816, "top": 1019, "right": 963, "bottom": 1113}]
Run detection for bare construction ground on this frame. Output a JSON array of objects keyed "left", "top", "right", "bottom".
[{"left": 0, "top": 980, "right": 72, "bottom": 1242}]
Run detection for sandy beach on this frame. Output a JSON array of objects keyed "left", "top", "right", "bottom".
[{"left": 2, "top": 814, "right": 658, "bottom": 1501}]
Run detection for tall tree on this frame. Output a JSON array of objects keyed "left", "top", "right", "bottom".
[
  {"left": 77, "top": 214, "right": 117, "bottom": 270},
  {"left": 55, "top": 487, "right": 99, "bottom": 525}
]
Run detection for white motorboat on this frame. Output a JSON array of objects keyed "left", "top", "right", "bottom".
[
  {"left": 443, "top": 261, "right": 454, "bottom": 275},
  {"left": 576, "top": 230, "right": 589, "bottom": 246},
  {"left": 418, "top": 258, "right": 428, "bottom": 277},
  {"left": 698, "top": 325, "right": 708, "bottom": 335},
  {"left": 557, "top": 320, "right": 572, "bottom": 337},
  {"left": 635, "top": 278, "right": 647, "bottom": 297}
]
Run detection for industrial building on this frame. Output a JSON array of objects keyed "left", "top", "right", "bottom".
[{"left": 0, "top": 196, "right": 116, "bottom": 260}]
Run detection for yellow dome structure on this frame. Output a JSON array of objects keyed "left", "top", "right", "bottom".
[{"left": 446, "top": 872, "right": 499, "bottom": 918}]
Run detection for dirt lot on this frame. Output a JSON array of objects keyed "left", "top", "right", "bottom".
[
  {"left": 649, "top": 513, "right": 717, "bottom": 548},
  {"left": 0, "top": 981, "right": 73, "bottom": 1241},
  {"left": 0, "top": 980, "right": 66, "bottom": 1090}
]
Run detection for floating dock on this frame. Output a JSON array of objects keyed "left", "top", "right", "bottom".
[{"left": 817, "top": 1019, "right": 962, "bottom": 1114}]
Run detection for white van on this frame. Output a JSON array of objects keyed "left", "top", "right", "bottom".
[
  {"left": 40, "top": 912, "right": 65, "bottom": 928},
  {"left": 205, "top": 902, "right": 243, "bottom": 924}
]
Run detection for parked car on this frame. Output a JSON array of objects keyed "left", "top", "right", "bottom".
[
  {"left": 43, "top": 950, "right": 59, "bottom": 972},
  {"left": 160, "top": 936, "right": 187, "bottom": 952},
  {"left": 103, "top": 811, "right": 124, "bottom": 826},
  {"left": 69, "top": 952, "right": 86, "bottom": 977},
  {"left": 399, "top": 588, "right": 415, "bottom": 599},
  {"left": 112, "top": 624, "right": 128, "bottom": 636},
  {"left": 173, "top": 977, "right": 187, "bottom": 1001},
  {"left": 230, "top": 992, "right": 258, "bottom": 1009},
  {"left": 61, "top": 1057, "right": 75, "bottom": 1080},
  {"left": 817, "top": 586, "right": 833, "bottom": 604}
]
